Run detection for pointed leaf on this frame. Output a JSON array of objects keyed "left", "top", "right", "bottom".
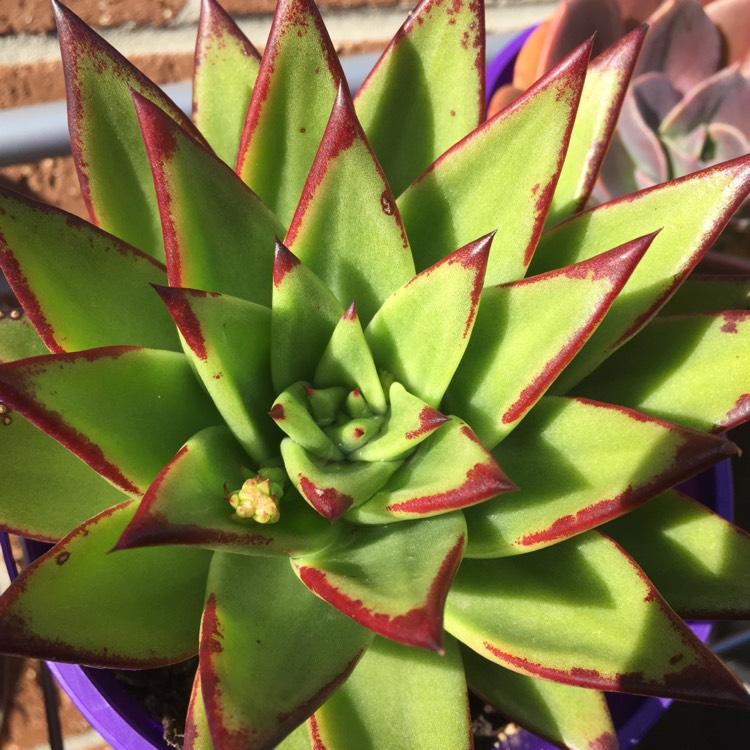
[
  {"left": 462, "top": 646, "right": 617, "bottom": 750},
  {"left": 605, "top": 490, "right": 750, "bottom": 619},
  {"left": 54, "top": 0, "right": 205, "bottom": 259},
  {"left": 193, "top": 0, "right": 261, "bottom": 166},
  {"left": 659, "top": 274, "right": 750, "bottom": 315},
  {"left": 448, "top": 234, "right": 653, "bottom": 447},
  {"left": 281, "top": 438, "right": 400, "bottom": 521},
  {"left": 294, "top": 512, "right": 465, "bottom": 650},
  {"left": 184, "top": 671, "right": 213, "bottom": 750},
  {"left": 0, "top": 314, "right": 47, "bottom": 362},
  {"left": 397, "top": 42, "right": 590, "bottom": 284},
  {"left": 116, "top": 426, "right": 338, "bottom": 558},
  {"left": 0, "top": 411, "right": 125, "bottom": 541},
  {"left": 365, "top": 235, "right": 490, "bottom": 407},
  {"left": 548, "top": 26, "right": 646, "bottom": 224},
  {"left": 312, "top": 635, "right": 472, "bottom": 750},
  {"left": 315, "top": 303, "right": 387, "bottom": 415},
  {"left": 272, "top": 242, "right": 344, "bottom": 391},
  {"left": 235, "top": 0, "right": 346, "bottom": 225},
  {"left": 0, "top": 347, "right": 220, "bottom": 495},
  {"left": 285, "top": 85, "right": 414, "bottom": 324},
  {"left": 200, "top": 552, "right": 372, "bottom": 749},
  {"left": 348, "top": 381, "right": 449, "bottom": 462},
  {"left": 0, "top": 501, "right": 211, "bottom": 667},
  {"left": 155, "top": 286, "right": 276, "bottom": 462},
  {"left": 464, "top": 396, "right": 736, "bottom": 557},
  {"left": 531, "top": 156, "right": 750, "bottom": 390},
  {"left": 350, "top": 419, "right": 514, "bottom": 524},
  {"left": 446, "top": 531, "right": 750, "bottom": 707},
  {"left": 0, "top": 187, "right": 179, "bottom": 353},
  {"left": 135, "top": 93, "right": 283, "bottom": 306},
  {"left": 576, "top": 312, "right": 750, "bottom": 433},
  {"left": 354, "top": 0, "right": 485, "bottom": 197}
]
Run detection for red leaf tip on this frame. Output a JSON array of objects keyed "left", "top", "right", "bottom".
[
  {"left": 343, "top": 301, "right": 358, "bottom": 321},
  {"left": 273, "top": 240, "right": 300, "bottom": 287}
]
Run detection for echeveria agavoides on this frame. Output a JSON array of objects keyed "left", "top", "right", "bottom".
[{"left": 1, "top": 0, "right": 750, "bottom": 748}]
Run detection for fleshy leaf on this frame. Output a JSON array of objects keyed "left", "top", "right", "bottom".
[
  {"left": 193, "top": 0, "right": 261, "bottom": 166},
  {"left": 0, "top": 314, "right": 47, "bottom": 362},
  {"left": 311, "top": 635, "right": 472, "bottom": 750},
  {"left": 531, "top": 156, "right": 750, "bottom": 390},
  {"left": 0, "top": 502, "right": 211, "bottom": 667},
  {"left": 285, "top": 85, "right": 415, "bottom": 324},
  {"left": 272, "top": 242, "right": 344, "bottom": 391},
  {"left": 448, "top": 233, "right": 653, "bottom": 447},
  {"left": 134, "top": 92, "right": 283, "bottom": 306},
  {"left": 397, "top": 41, "right": 590, "bottom": 284},
  {"left": 0, "top": 187, "right": 179, "bottom": 353},
  {"left": 348, "top": 382, "right": 449, "bottom": 462},
  {"left": 365, "top": 234, "right": 491, "bottom": 407},
  {"left": 350, "top": 419, "right": 514, "bottom": 524},
  {"left": 353, "top": 0, "right": 485, "bottom": 197},
  {"left": 293, "top": 512, "right": 465, "bottom": 650},
  {"left": 281, "top": 438, "right": 401, "bottom": 521},
  {"left": 548, "top": 26, "right": 646, "bottom": 224},
  {"left": 462, "top": 646, "right": 617, "bottom": 750},
  {"left": 659, "top": 274, "right": 750, "bottom": 315},
  {"left": 155, "top": 286, "right": 277, "bottom": 462},
  {"left": 235, "top": 0, "right": 345, "bottom": 226},
  {"left": 184, "top": 671, "right": 212, "bottom": 750},
  {"left": 116, "top": 426, "right": 337, "bottom": 558},
  {"left": 605, "top": 489, "right": 750, "bottom": 618},
  {"left": 0, "top": 412, "right": 124, "bottom": 541},
  {"left": 446, "top": 531, "right": 750, "bottom": 707},
  {"left": 464, "top": 396, "right": 736, "bottom": 557},
  {"left": 0, "top": 347, "right": 220, "bottom": 495},
  {"left": 200, "top": 552, "right": 372, "bottom": 749},
  {"left": 315, "top": 303, "right": 387, "bottom": 415},
  {"left": 53, "top": 0, "right": 205, "bottom": 259},
  {"left": 576, "top": 312, "right": 750, "bottom": 433}
]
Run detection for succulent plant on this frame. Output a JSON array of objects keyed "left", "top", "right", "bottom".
[
  {"left": 490, "top": 0, "right": 750, "bottom": 226},
  {"left": 1, "top": 0, "right": 750, "bottom": 748}
]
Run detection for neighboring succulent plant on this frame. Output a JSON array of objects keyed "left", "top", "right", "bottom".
[
  {"left": 1, "top": 0, "right": 750, "bottom": 749},
  {"left": 491, "top": 0, "right": 750, "bottom": 225}
]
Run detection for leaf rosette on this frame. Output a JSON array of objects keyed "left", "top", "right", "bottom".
[{"left": 1, "top": 0, "right": 750, "bottom": 748}]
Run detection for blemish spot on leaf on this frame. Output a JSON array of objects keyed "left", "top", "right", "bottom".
[
  {"left": 380, "top": 191, "right": 395, "bottom": 216},
  {"left": 56, "top": 552, "right": 70, "bottom": 566}
]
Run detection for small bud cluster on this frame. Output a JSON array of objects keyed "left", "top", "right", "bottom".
[{"left": 226, "top": 468, "right": 285, "bottom": 524}]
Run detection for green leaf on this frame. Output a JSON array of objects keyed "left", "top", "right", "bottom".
[
  {"left": 397, "top": 41, "right": 590, "bottom": 284},
  {"left": 285, "top": 85, "right": 415, "bottom": 324},
  {"left": 315, "top": 303, "right": 387, "bottom": 415},
  {"left": 354, "top": 0, "right": 485, "bottom": 197},
  {"left": 0, "top": 314, "right": 47, "bottom": 362},
  {"left": 53, "top": 0, "right": 205, "bottom": 259},
  {"left": 281, "top": 438, "right": 400, "bottom": 521},
  {"left": 350, "top": 419, "right": 514, "bottom": 524},
  {"left": 348, "top": 381, "right": 449, "bottom": 462},
  {"left": 0, "top": 347, "right": 220, "bottom": 495},
  {"left": 446, "top": 531, "right": 749, "bottom": 707},
  {"left": 155, "top": 287, "right": 277, "bottom": 462},
  {"left": 365, "top": 234, "right": 491, "bottom": 407},
  {"left": 448, "top": 233, "right": 653, "bottom": 447},
  {"left": 116, "top": 426, "right": 338, "bottom": 558},
  {"left": 235, "top": 0, "right": 346, "bottom": 226},
  {"left": 199, "top": 552, "right": 372, "bottom": 748},
  {"left": 531, "top": 156, "right": 750, "bottom": 390},
  {"left": 547, "top": 26, "right": 646, "bottom": 225},
  {"left": 193, "top": 0, "right": 261, "bottom": 166},
  {"left": 184, "top": 671, "right": 213, "bottom": 750},
  {"left": 134, "top": 93, "right": 283, "bottom": 306},
  {"left": 0, "top": 501, "right": 211, "bottom": 667},
  {"left": 272, "top": 242, "right": 344, "bottom": 392},
  {"left": 464, "top": 396, "right": 736, "bottom": 557},
  {"left": 0, "top": 187, "right": 179, "bottom": 353},
  {"left": 575, "top": 312, "right": 750, "bottom": 432},
  {"left": 659, "top": 274, "right": 750, "bottom": 315},
  {"left": 462, "top": 646, "right": 617, "bottom": 750},
  {"left": 605, "top": 490, "right": 750, "bottom": 619},
  {"left": 312, "top": 635, "right": 472, "bottom": 750},
  {"left": 0, "top": 412, "right": 124, "bottom": 541},
  {"left": 293, "top": 512, "right": 465, "bottom": 650}
]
